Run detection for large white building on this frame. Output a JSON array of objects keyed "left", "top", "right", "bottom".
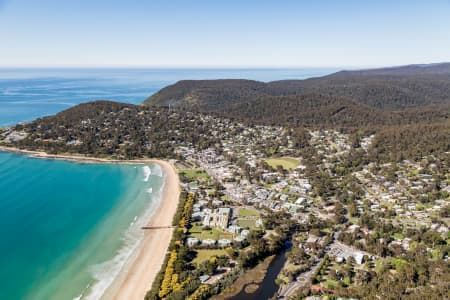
[{"left": 203, "top": 207, "right": 231, "bottom": 229}]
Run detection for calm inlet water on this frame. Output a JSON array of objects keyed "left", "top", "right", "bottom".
[{"left": 0, "top": 68, "right": 337, "bottom": 299}]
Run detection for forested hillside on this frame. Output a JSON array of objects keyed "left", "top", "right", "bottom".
[
  {"left": 141, "top": 63, "right": 450, "bottom": 162},
  {"left": 2, "top": 63, "right": 450, "bottom": 163},
  {"left": 145, "top": 63, "right": 450, "bottom": 112},
  {"left": 146, "top": 79, "right": 267, "bottom": 110},
  {"left": 1, "top": 101, "right": 222, "bottom": 158}
]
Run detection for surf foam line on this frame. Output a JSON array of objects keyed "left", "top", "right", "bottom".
[
  {"left": 80, "top": 166, "right": 167, "bottom": 300},
  {"left": 152, "top": 163, "right": 163, "bottom": 177},
  {"left": 143, "top": 165, "right": 151, "bottom": 182}
]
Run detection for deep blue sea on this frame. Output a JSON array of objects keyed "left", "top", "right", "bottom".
[{"left": 0, "top": 68, "right": 336, "bottom": 299}]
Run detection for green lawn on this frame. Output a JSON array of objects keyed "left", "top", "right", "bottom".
[
  {"left": 206, "top": 189, "right": 217, "bottom": 196},
  {"left": 265, "top": 157, "right": 299, "bottom": 170},
  {"left": 393, "top": 233, "right": 405, "bottom": 240},
  {"left": 188, "top": 227, "right": 231, "bottom": 240},
  {"left": 189, "top": 225, "right": 204, "bottom": 239},
  {"left": 179, "top": 168, "right": 210, "bottom": 180},
  {"left": 391, "top": 258, "right": 408, "bottom": 269},
  {"left": 238, "top": 208, "right": 260, "bottom": 217},
  {"left": 324, "top": 279, "right": 339, "bottom": 290},
  {"left": 193, "top": 249, "right": 228, "bottom": 264},
  {"left": 322, "top": 228, "right": 332, "bottom": 234},
  {"left": 202, "top": 228, "right": 222, "bottom": 240},
  {"left": 238, "top": 219, "right": 257, "bottom": 229}
]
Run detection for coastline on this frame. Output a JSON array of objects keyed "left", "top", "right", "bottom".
[
  {"left": 102, "top": 160, "right": 180, "bottom": 300},
  {"left": 0, "top": 145, "right": 166, "bottom": 165},
  {"left": 0, "top": 145, "right": 181, "bottom": 300}
]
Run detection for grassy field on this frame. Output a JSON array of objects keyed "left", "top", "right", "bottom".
[
  {"left": 202, "top": 229, "right": 224, "bottom": 240},
  {"left": 179, "top": 168, "right": 210, "bottom": 180},
  {"left": 238, "top": 208, "right": 260, "bottom": 217},
  {"left": 238, "top": 219, "right": 257, "bottom": 229},
  {"left": 193, "top": 249, "right": 228, "bottom": 264},
  {"left": 392, "top": 233, "right": 405, "bottom": 240},
  {"left": 189, "top": 226, "right": 231, "bottom": 240},
  {"left": 189, "top": 225, "right": 205, "bottom": 239},
  {"left": 265, "top": 157, "right": 299, "bottom": 170}
]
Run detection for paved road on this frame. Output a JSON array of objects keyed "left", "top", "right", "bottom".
[
  {"left": 277, "top": 257, "right": 323, "bottom": 299},
  {"left": 277, "top": 233, "right": 339, "bottom": 299}
]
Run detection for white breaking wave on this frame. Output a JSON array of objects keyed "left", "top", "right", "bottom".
[
  {"left": 80, "top": 180, "right": 166, "bottom": 300},
  {"left": 142, "top": 166, "right": 151, "bottom": 182},
  {"left": 130, "top": 215, "right": 138, "bottom": 226},
  {"left": 85, "top": 230, "right": 142, "bottom": 300},
  {"left": 72, "top": 283, "right": 91, "bottom": 300},
  {"left": 152, "top": 164, "right": 163, "bottom": 177}
]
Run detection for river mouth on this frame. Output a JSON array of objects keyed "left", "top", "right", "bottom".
[{"left": 231, "top": 243, "right": 291, "bottom": 300}]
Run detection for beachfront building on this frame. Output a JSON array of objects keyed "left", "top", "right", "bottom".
[
  {"left": 202, "top": 207, "right": 231, "bottom": 229},
  {"left": 255, "top": 218, "right": 264, "bottom": 227},
  {"left": 202, "top": 239, "right": 216, "bottom": 246},
  {"left": 218, "top": 239, "right": 232, "bottom": 247},
  {"left": 186, "top": 237, "right": 200, "bottom": 247},
  {"left": 234, "top": 236, "right": 245, "bottom": 243},
  {"left": 212, "top": 199, "right": 224, "bottom": 207},
  {"left": 227, "top": 225, "right": 242, "bottom": 234},
  {"left": 241, "top": 229, "right": 250, "bottom": 238},
  {"left": 192, "top": 211, "right": 203, "bottom": 222}
]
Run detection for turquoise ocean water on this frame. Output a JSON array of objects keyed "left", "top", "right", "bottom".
[
  {"left": 0, "top": 68, "right": 337, "bottom": 299},
  {"left": 0, "top": 152, "right": 164, "bottom": 300}
]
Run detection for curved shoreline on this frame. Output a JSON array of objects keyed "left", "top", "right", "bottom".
[
  {"left": 102, "top": 160, "right": 180, "bottom": 300},
  {"left": 0, "top": 146, "right": 181, "bottom": 300},
  {"left": 0, "top": 145, "right": 168, "bottom": 165}
]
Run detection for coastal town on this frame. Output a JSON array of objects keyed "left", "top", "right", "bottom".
[
  {"left": 1, "top": 104, "right": 449, "bottom": 300},
  {"left": 3, "top": 1, "right": 450, "bottom": 299},
  {"left": 140, "top": 114, "right": 448, "bottom": 299}
]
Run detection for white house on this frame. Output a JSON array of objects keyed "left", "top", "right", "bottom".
[
  {"left": 218, "top": 239, "right": 232, "bottom": 247},
  {"left": 202, "top": 239, "right": 216, "bottom": 246},
  {"left": 186, "top": 237, "right": 199, "bottom": 247}
]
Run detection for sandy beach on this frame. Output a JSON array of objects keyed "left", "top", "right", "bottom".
[
  {"left": 102, "top": 160, "right": 180, "bottom": 300},
  {"left": 0, "top": 145, "right": 169, "bottom": 165},
  {"left": 0, "top": 146, "right": 181, "bottom": 300}
]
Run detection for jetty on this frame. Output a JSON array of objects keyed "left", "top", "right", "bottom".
[{"left": 141, "top": 226, "right": 175, "bottom": 230}]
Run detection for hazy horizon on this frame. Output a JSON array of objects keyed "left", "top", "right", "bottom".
[{"left": 0, "top": 62, "right": 448, "bottom": 70}]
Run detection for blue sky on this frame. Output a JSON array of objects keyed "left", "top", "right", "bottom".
[{"left": 0, "top": 0, "right": 449, "bottom": 67}]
